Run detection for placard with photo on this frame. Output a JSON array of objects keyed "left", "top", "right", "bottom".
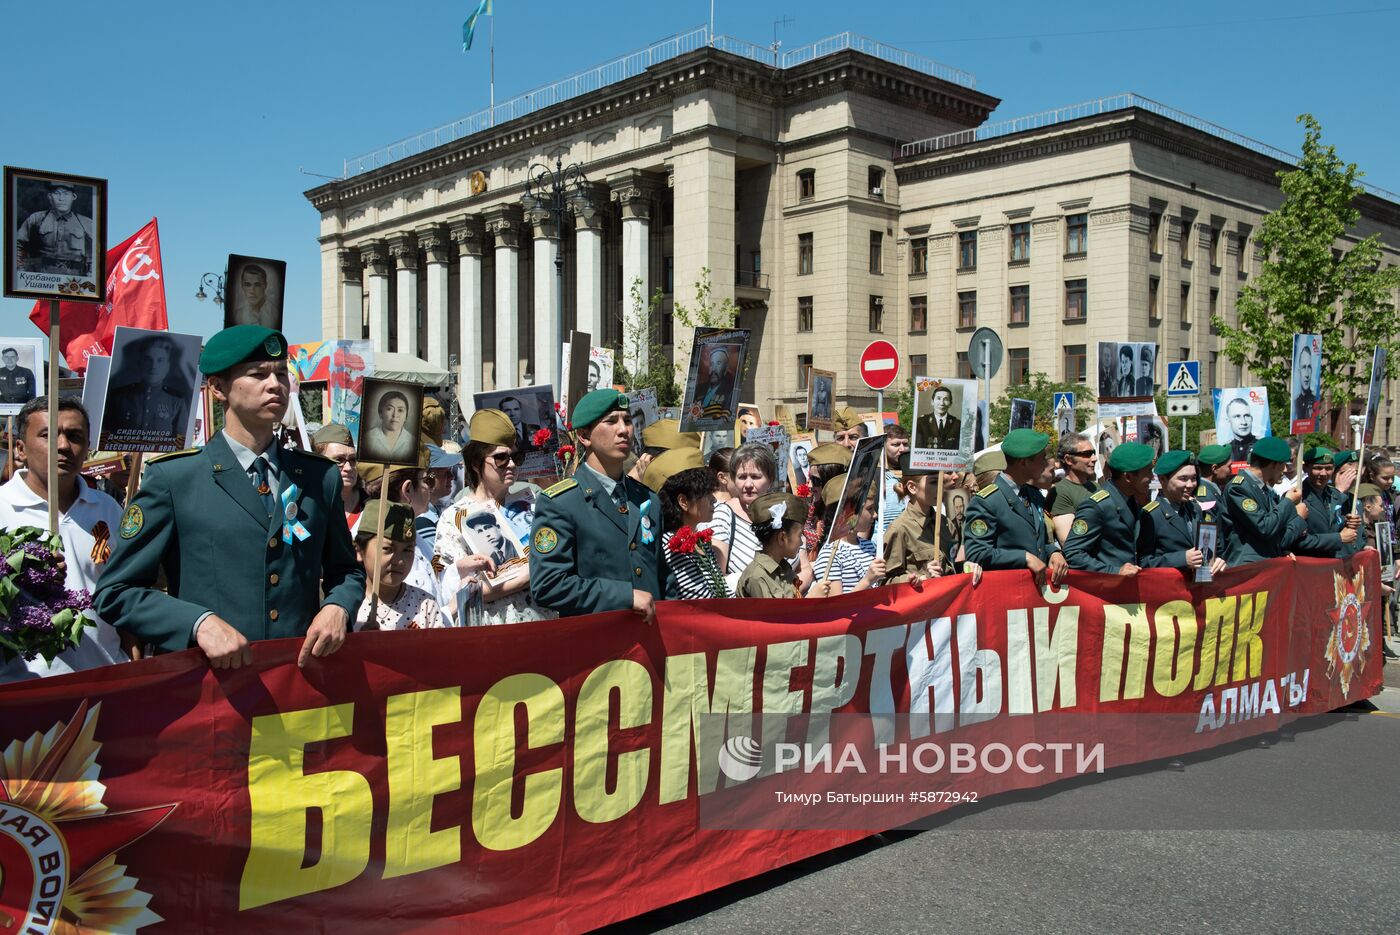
[
  {"left": 4, "top": 166, "right": 107, "bottom": 302},
  {"left": 745, "top": 423, "right": 790, "bottom": 492},
  {"left": 98, "top": 327, "right": 201, "bottom": 453},
  {"left": 1195, "top": 524, "right": 1218, "bottom": 584},
  {"left": 1362, "top": 346, "right": 1386, "bottom": 444},
  {"left": 456, "top": 499, "right": 528, "bottom": 585},
  {"left": 359, "top": 378, "right": 425, "bottom": 467},
  {"left": 1211, "top": 387, "right": 1272, "bottom": 464},
  {"left": 1096, "top": 341, "right": 1157, "bottom": 401},
  {"left": 789, "top": 433, "right": 815, "bottom": 487},
  {"left": 734, "top": 403, "right": 762, "bottom": 446},
  {"left": 626, "top": 387, "right": 659, "bottom": 457},
  {"left": 773, "top": 403, "right": 799, "bottom": 436},
  {"left": 224, "top": 254, "right": 287, "bottom": 330},
  {"left": 818, "top": 435, "right": 884, "bottom": 562},
  {"left": 1290, "top": 333, "right": 1323, "bottom": 435},
  {"left": 1378, "top": 522, "right": 1394, "bottom": 575},
  {"left": 559, "top": 332, "right": 591, "bottom": 422},
  {"left": 0, "top": 337, "right": 45, "bottom": 415},
  {"left": 501, "top": 488, "right": 537, "bottom": 548},
  {"left": 910, "top": 376, "right": 976, "bottom": 471},
  {"left": 1010, "top": 397, "right": 1036, "bottom": 431},
  {"left": 473, "top": 384, "right": 559, "bottom": 480},
  {"left": 586, "top": 347, "right": 614, "bottom": 395},
  {"left": 805, "top": 368, "right": 836, "bottom": 432},
  {"left": 681, "top": 328, "right": 750, "bottom": 432},
  {"left": 297, "top": 380, "right": 326, "bottom": 427}
]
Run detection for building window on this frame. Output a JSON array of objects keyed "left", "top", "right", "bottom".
[
  {"left": 869, "top": 231, "right": 883, "bottom": 274},
  {"left": 798, "top": 233, "right": 813, "bottom": 275},
  {"left": 798, "top": 354, "right": 813, "bottom": 389},
  {"left": 957, "top": 290, "right": 977, "bottom": 329},
  {"left": 911, "top": 353, "right": 928, "bottom": 377},
  {"left": 1066, "top": 213, "right": 1088, "bottom": 255},
  {"left": 1064, "top": 344, "right": 1087, "bottom": 384},
  {"left": 1209, "top": 287, "right": 1219, "bottom": 322},
  {"left": 1149, "top": 276, "right": 1160, "bottom": 320},
  {"left": 956, "top": 352, "right": 972, "bottom": 380},
  {"left": 1009, "top": 285, "right": 1030, "bottom": 325},
  {"left": 869, "top": 295, "right": 884, "bottom": 332},
  {"left": 1179, "top": 215, "right": 1195, "bottom": 264},
  {"left": 1009, "top": 347, "right": 1030, "bottom": 385},
  {"left": 868, "top": 167, "right": 885, "bottom": 198},
  {"left": 958, "top": 230, "right": 977, "bottom": 270},
  {"left": 909, "top": 295, "right": 927, "bottom": 333},
  {"left": 910, "top": 237, "right": 928, "bottom": 274},
  {"left": 1009, "top": 222, "right": 1030, "bottom": 262},
  {"left": 797, "top": 296, "right": 813, "bottom": 332},
  {"left": 1180, "top": 282, "right": 1191, "bottom": 327},
  {"left": 1149, "top": 211, "right": 1163, "bottom": 256},
  {"left": 1237, "top": 234, "right": 1250, "bottom": 277},
  {"left": 1064, "top": 279, "right": 1087, "bottom": 320},
  {"left": 1180, "top": 346, "right": 1191, "bottom": 365},
  {"left": 798, "top": 169, "right": 815, "bottom": 201},
  {"left": 1208, "top": 351, "right": 1218, "bottom": 389},
  {"left": 1210, "top": 226, "right": 1222, "bottom": 268}
]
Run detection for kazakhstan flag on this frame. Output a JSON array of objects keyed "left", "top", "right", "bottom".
[{"left": 462, "top": 0, "right": 492, "bottom": 51}]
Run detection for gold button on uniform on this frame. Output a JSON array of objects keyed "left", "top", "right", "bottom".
[
  {"left": 629, "top": 542, "right": 636, "bottom": 551},
  {"left": 634, "top": 567, "right": 642, "bottom": 576},
  {"left": 268, "top": 538, "right": 278, "bottom": 549},
  {"left": 269, "top": 573, "right": 279, "bottom": 585},
  {"left": 269, "top": 609, "right": 279, "bottom": 621}
]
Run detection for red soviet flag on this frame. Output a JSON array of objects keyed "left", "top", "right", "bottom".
[{"left": 29, "top": 217, "right": 168, "bottom": 373}]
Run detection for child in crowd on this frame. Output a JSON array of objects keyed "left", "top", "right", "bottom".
[
  {"left": 811, "top": 474, "right": 885, "bottom": 596},
  {"left": 649, "top": 448, "right": 729, "bottom": 599},
  {"left": 884, "top": 454, "right": 983, "bottom": 586},
  {"left": 354, "top": 500, "right": 445, "bottom": 631},
  {"left": 737, "top": 491, "right": 812, "bottom": 598},
  {"left": 1358, "top": 483, "right": 1400, "bottom": 658}
]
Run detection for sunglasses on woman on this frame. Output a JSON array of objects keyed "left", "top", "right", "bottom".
[{"left": 488, "top": 451, "right": 520, "bottom": 468}]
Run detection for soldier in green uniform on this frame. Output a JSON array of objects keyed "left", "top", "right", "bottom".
[
  {"left": 94, "top": 326, "right": 365, "bottom": 668},
  {"left": 1294, "top": 447, "right": 1362, "bottom": 558},
  {"left": 736, "top": 491, "right": 810, "bottom": 598},
  {"left": 962, "top": 428, "right": 1069, "bottom": 587},
  {"left": 1142, "top": 449, "right": 1228, "bottom": 574},
  {"left": 1223, "top": 436, "right": 1304, "bottom": 564},
  {"left": 1195, "top": 443, "right": 1232, "bottom": 543},
  {"left": 1063, "top": 442, "right": 1160, "bottom": 574},
  {"left": 530, "top": 388, "right": 675, "bottom": 622}
]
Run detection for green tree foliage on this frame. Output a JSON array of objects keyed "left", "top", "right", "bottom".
[
  {"left": 1214, "top": 114, "right": 1400, "bottom": 413},
  {"left": 988, "top": 373, "right": 1096, "bottom": 438},
  {"left": 617, "top": 267, "right": 742, "bottom": 408}
]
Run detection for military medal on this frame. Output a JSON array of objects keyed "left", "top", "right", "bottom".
[
  {"left": 639, "top": 500, "right": 655, "bottom": 544},
  {"left": 279, "top": 485, "right": 311, "bottom": 544}
]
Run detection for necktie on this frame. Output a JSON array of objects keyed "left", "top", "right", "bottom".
[
  {"left": 251, "top": 456, "right": 276, "bottom": 516},
  {"left": 611, "top": 482, "right": 628, "bottom": 514}
]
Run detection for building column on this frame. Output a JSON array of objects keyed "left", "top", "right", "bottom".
[
  {"left": 529, "top": 211, "right": 561, "bottom": 390},
  {"left": 418, "top": 225, "right": 450, "bottom": 370},
  {"left": 360, "top": 241, "right": 391, "bottom": 350},
  {"left": 572, "top": 185, "right": 606, "bottom": 346},
  {"left": 610, "top": 170, "right": 656, "bottom": 376},
  {"left": 668, "top": 143, "right": 736, "bottom": 375},
  {"left": 449, "top": 214, "right": 486, "bottom": 406},
  {"left": 388, "top": 233, "right": 419, "bottom": 359},
  {"left": 484, "top": 206, "right": 523, "bottom": 389},
  {"left": 338, "top": 248, "right": 362, "bottom": 340}
]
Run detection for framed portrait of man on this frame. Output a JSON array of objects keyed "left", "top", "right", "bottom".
[
  {"left": 789, "top": 434, "right": 815, "bottom": 487},
  {"left": 1211, "top": 387, "right": 1272, "bottom": 464},
  {"left": 359, "top": 378, "right": 425, "bottom": 467},
  {"left": 805, "top": 368, "right": 837, "bottom": 432},
  {"left": 99, "top": 327, "right": 202, "bottom": 452},
  {"left": 586, "top": 347, "right": 614, "bottom": 395},
  {"left": 680, "top": 327, "right": 749, "bottom": 432},
  {"left": 0, "top": 336, "right": 45, "bottom": 416},
  {"left": 627, "top": 386, "right": 659, "bottom": 457},
  {"left": 1010, "top": 398, "right": 1036, "bottom": 431},
  {"left": 4, "top": 166, "right": 107, "bottom": 302},
  {"left": 910, "top": 376, "right": 976, "bottom": 470},
  {"left": 1363, "top": 346, "right": 1387, "bottom": 444},
  {"left": 734, "top": 403, "right": 762, "bottom": 445},
  {"left": 458, "top": 500, "right": 527, "bottom": 584},
  {"left": 817, "top": 435, "right": 884, "bottom": 560},
  {"left": 1290, "top": 333, "right": 1323, "bottom": 435},
  {"left": 224, "top": 254, "right": 287, "bottom": 331},
  {"left": 473, "top": 384, "right": 559, "bottom": 480}
]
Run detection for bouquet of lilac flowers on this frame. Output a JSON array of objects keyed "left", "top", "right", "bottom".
[{"left": 0, "top": 526, "right": 95, "bottom": 663}]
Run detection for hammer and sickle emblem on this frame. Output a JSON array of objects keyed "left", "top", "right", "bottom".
[{"left": 121, "top": 249, "right": 160, "bottom": 283}]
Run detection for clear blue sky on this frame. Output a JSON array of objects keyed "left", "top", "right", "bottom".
[{"left": 4, "top": 1, "right": 1397, "bottom": 346}]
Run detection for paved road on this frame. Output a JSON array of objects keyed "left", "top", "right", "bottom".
[{"left": 612, "top": 641, "right": 1400, "bottom": 935}]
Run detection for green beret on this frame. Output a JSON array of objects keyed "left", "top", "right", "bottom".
[
  {"left": 359, "top": 500, "right": 416, "bottom": 543},
  {"left": 572, "top": 388, "right": 628, "bottom": 431},
  {"left": 1249, "top": 436, "right": 1291, "bottom": 463},
  {"left": 641, "top": 446, "right": 706, "bottom": 492},
  {"left": 1108, "top": 441, "right": 1155, "bottom": 473},
  {"left": 1356, "top": 483, "right": 1382, "bottom": 500},
  {"left": 1332, "top": 449, "right": 1357, "bottom": 466},
  {"left": 469, "top": 409, "right": 516, "bottom": 447},
  {"left": 1153, "top": 449, "right": 1193, "bottom": 477},
  {"left": 747, "top": 491, "right": 810, "bottom": 529},
  {"left": 1197, "top": 444, "right": 1232, "bottom": 467},
  {"left": 642, "top": 418, "right": 701, "bottom": 451},
  {"left": 199, "top": 325, "right": 287, "bottom": 375},
  {"left": 808, "top": 443, "right": 852, "bottom": 468},
  {"left": 1302, "top": 446, "right": 1335, "bottom": 465},
  {"left": 973, "top": 449, "right": 1007, "bottom": 474},
  {"left": 1002, "top": 428, "right": 1049, "bottom": 460},
  {"left": 897, "top": 452, "right": 939, "bottom": 478},
  {"left": 312, "top": 423, "right": 353, "bottom": 448}
]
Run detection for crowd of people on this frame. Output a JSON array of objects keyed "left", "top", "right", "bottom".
[{"left": 2, "top": 324, "right": 1396, "bottom": 681}]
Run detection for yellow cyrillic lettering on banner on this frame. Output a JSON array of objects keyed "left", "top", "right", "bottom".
[
  {"left": 1151, "top": 600, "right": 1198, "bottom": 698},
  {"left": 1034, "top": 606, "right": 1080, "bottom": 711},
  {"left": 384, "top": 687, "right": 463, "bottom": 878},
  {"left": 239, "top": 704, "right": 371, "bottom": 910},
  {"left": 573, "top": 660, "right": 653, "bottom": 824},
  {"left": 1232, "top": 590, "right": 1267, "bottom": 682},
  {"left": 658, "top": 647, "right": 757, "bottom": 804},
  {"left": 1193, "top": 596, "right": 1236, "bottom": 691},
  {"left": 471, "top": 673, "right": 565, "bottom": 852},
  {"left": 1215, "top": 594, "right": 1243, "bottom": 686},
  {"left": 1098, "top": 603, "right": 1149, "bottom": 702}
]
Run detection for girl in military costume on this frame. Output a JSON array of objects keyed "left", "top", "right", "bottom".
[{"left": 737, "top": 491, "right": 811, "bottom": 599}]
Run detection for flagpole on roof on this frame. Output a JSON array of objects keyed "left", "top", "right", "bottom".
[{"left": 490, "top": 6, "right": 495, "bottom": 123}]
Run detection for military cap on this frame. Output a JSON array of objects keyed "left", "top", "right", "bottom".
[
  {"left": 747, "top": 491, "right": 810, "bottom": 529},
  {"left": 896, "top": 452, "right": 939, "bottom": 478},
  {"left": 832, "top": 407, "right": 863, "bottom": 431},
  {"left": 46, "top": 181, "right": 76, "bottom": 193},
  {"left": 642, "top": 418, "right": 702, "bottom": 450},
  {"left": 312, "top": 423, "right": 353, "bottom": 448},
  {"left": 1302, "top": 446, "right": 1335, "bottom": 465},
  {"left": 1249, "top": 436, "right": 1291, "bottom": 463},
  {"left": 1197, "top": 444, "right": 1232, "bottom": 467},
  {"left": 421, "top": 396, "right": 446, "bottom": 443},
  {"left": 1002, "top": 428, "right": 1050, "bottom": 460},
  {"left": 426, "top": 444, "right": 461, "bottom": 469},
  {"left": 821, "top": 473, "right": 849, "bottom": 507},
  {"left": 1332, "top": 449, "right": 1358, "bottom": 466},
  {"left": 973, "top": 449, "right": 1007, "bottom": 474},
  {"left": 469, "top": 408, "right": 516, "bottom": 447},
  {"left": 808, "top": 443, "right": 852, "bottom": 468},
  {"left": 1153, "top": 449, "right": 1193, "bottom": 477},
  {"left": 199, "top": 325, "right": 288, "bottom": 375},
  {"left": 1356, "top": 483, "right": 1382, "bottom": 500},
  {"left": 1108, "top": 441, "right": 1155, "bottom": 473},
  {"left": 358, "top": 499, "right": 416, "bottom": 544},
  {"left": 641, "top": 446, "right": 706, "bottom": 493},
  {"left": 572, "top": 388, "right": 629, "bottom": 431}
]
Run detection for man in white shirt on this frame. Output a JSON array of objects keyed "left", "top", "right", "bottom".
[{"left": 0, "top": 396, "right": 126, "bottom": 681}]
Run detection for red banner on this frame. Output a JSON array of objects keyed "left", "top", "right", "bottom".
[{"left": 0, "top": 556, "right": 1381, "bottom": 933}]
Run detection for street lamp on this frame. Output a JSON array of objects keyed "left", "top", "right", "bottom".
[
  {"left": 195, "top": 272, "right": 225, "bottom": 306},
  {"left": 521, "top": 156, "right": 593, "bottom": 392}
]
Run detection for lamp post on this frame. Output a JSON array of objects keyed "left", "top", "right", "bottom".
[
  {"left": 521, "top": 157, "right": 593, "bottom": 392},
  {"left": 195, "top": 272, "right": 225, "bottom": 306}
]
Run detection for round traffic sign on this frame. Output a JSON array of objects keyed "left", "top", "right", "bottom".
[
  {"left": 968, "top": 328, "right": 1003, "bottom": 380},
  {"left": 859, "top": 340, "right": 900, "bottom": 391}
]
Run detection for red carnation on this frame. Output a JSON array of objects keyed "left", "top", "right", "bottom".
[
  {"left": 558, "top": 444, "right": 575, "bottom": 461},
  {"left": 695, "top": 528, "right": 714, "bottom": 544},
  {"left": 532, "top": 427, "right": 553, "bottom": 448},
  {"left": 767, "top": 420, "right": 780, "bottom": 426},
  {"left": 668, "top": 525, "right": 698, "bottom": 554},
  {"left": 796, "top": 483, "right": 812, "bottom": 498}
]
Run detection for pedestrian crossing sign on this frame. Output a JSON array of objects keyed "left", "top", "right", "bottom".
[
  {"left": 1167, "top": 361, "right": 1200, "bottom": 396},
  {"left": 1053, "top": 391, "right": 1074, "bottom": 411}
]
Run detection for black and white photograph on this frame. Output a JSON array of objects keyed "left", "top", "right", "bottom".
[
  {"left": 789, "top": 433, "right": 815, "bottom": 488},
  {"left": 973, "top": 399, "right": 989, "bottom": 452},
  {"left": 911, "top": 376, "right": 976, "bottom": 470},
  {"left": 4, "top": 166, "right": 106, "bottom": 302},
  {"left": 1212, "top": 387, "right": 1272, "bottom": 463},
  {"left": 359, "top": 377, "right": 425, "bottom": 467},
  {"left": 1055, "top": 400, "right": 1076, "bottom": 437},
  {"left": 1010, "top": 397, "right": 1036, "bottom": 431},
  {"left": 458, "top": 500, "right": 527, "bottom": 584},
  {"left": 98, "top": 326, "right": 201, "bottom": 452},
  {"left": 805, "top": 368, "right": 836, "bottom": 432},
  {"left": 559, "top": 332, "right": 591, "bottom": 419},
  {"left": 1362, "top": 346, "right": 1386, "bottom": 443},
  {"left": 1378, "top": 523, "right": 1394, "bottom": 574},
  {"left": 587, "top": 346, "right": 615, "bottom": 393},
  {"left": 473, "top": 384, "right": 559, "bottom": 479},
  {"left": 501, "top": 490, "right": 537, "bottom": 547},
  {"left": 1290, "top": 333, "right": 1323, "bottom": 435},
  {"left": 0, "top": 337, "right": 44, "bottom": 415},
  {"left": 627, "top": 386, "right": 659, "bottom": 457},
  {"left": 745, "top": 423, "right": 790, "bottom": 492},
  {"left": 1093, "top": 421, "right": 1120, "bottom": 477},
  {"left": 1195, "top": 524, "right": 1218, "bottom": 584},
  {"left": 224, "top": 253, "right": 287, "bottom": 330},
  {"left": 1096, "top": 341, "right": 1157, "bottom": 400},
  {"left": 735, "top": 403, "right": 762, "bottom": 446},
  {"left": 944, "top": 487, "right": 969, "bottom": 543},
  {"left": 681, "top": 327, "right": 750, "bottom": 432},
  {"left": 820, "top": 436, "right": 884, "bottom": 556},
  {"left": 297, "top": 380, "right": 326, "bottom": 426}
]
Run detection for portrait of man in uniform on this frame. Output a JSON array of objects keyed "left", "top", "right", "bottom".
[
  {"left": 4, "top": 168, "right": 106, "bottom": 301},
  {"left": 224, "top": 254, "right": 287, "bottom": 331},
  {"left": 911, "top": 377, "right": 975, "bottom": 470},
  {"left": 464, "top": 509, "right": 520, "bottom": 567},
  {"left": 473, "top": 385, "right": 559, "bottom": 480},
  {"left": 99, "top": 327, "right": 200, "bottom": 452},
  {"left": 359, "top": 378, "right": 424, "bottom": 466},
  {"left": 1291, "top": 335, "right": 1322, "bottom": 428},
  {"left": 805, "top": 368, "right": 837, "bottom": 431},
  {"left": 680, "top": 327, "right": 751, "bottom": 432},
  {"left": 790, "top": 436, "right": 814, "bottom": 487},
  {"left": 1213, "top": 386, "right": 1272, "bottom": 463},
  {"left": 0, "top": 340, "right": 42, "bottom": 414},
  {"left": 1135, "top": 344, "right": 1156, "bottom": 397}
]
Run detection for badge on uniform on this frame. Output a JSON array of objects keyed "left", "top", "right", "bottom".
[
  {"left": 1241, "top": 498, "right": 1258, "bottom": 513},
  {"left": 1071, "top": 518, "right": 1089, "bottom": 535},
  {"left": 639, "top": 500, "right": 655, "bottom": 545},
  {"left": 119, "top": 504, "right": 143, "bottom": 539},
  {"left": 534, "top": 527, "right": 559, "bottom": 554},
  {"left": 968, "top": 518, "right": 989, "bottom": 537},
  {"left": 280, "top": 485, "right": 311, "bottom": 543}
]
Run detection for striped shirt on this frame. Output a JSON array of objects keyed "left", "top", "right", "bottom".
[
  {"left": 662, "top": 532, "right": 726, "bottom": 599},
  {"left": 703, "top": 500, "right": 761, "bottom": 590},
  {"left": 814, "top": 538, "right": 877, "bottom": 592}
]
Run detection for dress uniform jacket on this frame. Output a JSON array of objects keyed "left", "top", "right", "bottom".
[
  {"left": 529, "top": 463, "right": 675, "bottom": 616},
  {"left": 963, "top": 474, "right": 1060, "bottom": 570},
  {"left": 1223, "top": 470, "right": 1302, "bottom": 564},
  {"left": 736, "top": 553, "right": 800, "bottom": 598},
  {"left": 107, "top": 382, "right": 190, "bottom": 439},
  {"left": 1063, "top": 482, "right": 1159, "bottom": 573},
  {"left": 94, "top": 432, "right": 365, "bottom": 653},
  {"left": 0, "top": 365, "right": 37, "bottom": 404},
  {"left": 1294, "top": 482, "right": 1351, "bottom": 557},
  {"left": 1142, "top": 495, "right": 1211, "bottom": 570},
  {"left": 883, "top": 502, "right": 956, "bottom": 583}
]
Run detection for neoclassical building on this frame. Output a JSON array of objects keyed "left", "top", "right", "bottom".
[{"left": 306, "top": 28, "right": 1400, "bottom": 441}]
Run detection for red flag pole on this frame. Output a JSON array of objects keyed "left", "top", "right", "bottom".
[{"left": 47, "top": 300, "right": 60, "bottom": 533}]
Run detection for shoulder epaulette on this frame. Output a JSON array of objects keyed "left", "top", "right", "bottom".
[
  {"left": 1231, "top": 474, "right": 1246, "bottom": 485},
  {"left": 1142, "top": 500, "right": 1160, "bottom": 513},
  {"left": 543, "top": 478, "right": 578, "bottom": 498},
  {"left": 976, "top": 484, "right": 998, "bottom": 499},
  {"left": 147, "top": 448, "right": 199, "bottom": 464},
  {"left": 1090, "top": 490, "right": 1111, "bottom": 502}
]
